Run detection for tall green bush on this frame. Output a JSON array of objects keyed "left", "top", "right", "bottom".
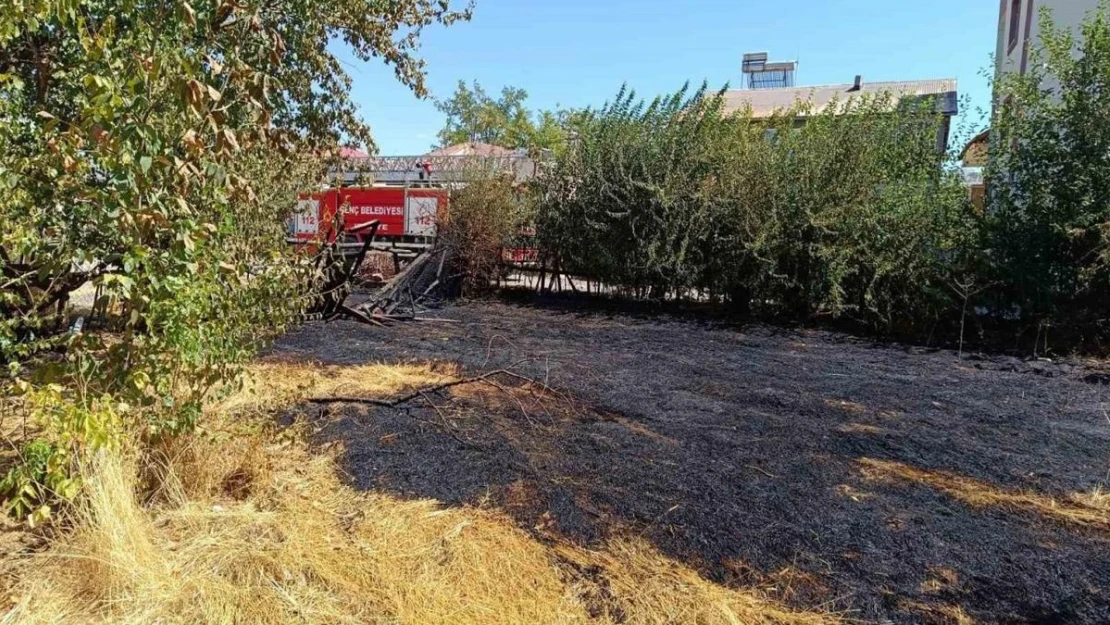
[
  {"left": 987, "top": 2, "right": 1110, "bottom": 330},
  {"left": 536, "top": 83, "right": 975, "bottom": 330},
  {"left": 442, "top": 174, "right": 533, "bottom": 295}
]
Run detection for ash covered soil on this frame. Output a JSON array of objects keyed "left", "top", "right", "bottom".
[{"left": 272, "top": 297, "right": 1110, "bottom": 624}]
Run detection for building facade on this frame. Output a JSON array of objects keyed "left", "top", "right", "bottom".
[
  {"left": 723, "top": 78, "right": 959, "bottom": 152},
  {"left": 995, "top": 0, "right": 1102, "bottom": 80}
]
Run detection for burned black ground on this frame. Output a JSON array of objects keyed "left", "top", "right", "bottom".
[{"left": 272, "top": 297, "right": 1110, "bottom": 624}]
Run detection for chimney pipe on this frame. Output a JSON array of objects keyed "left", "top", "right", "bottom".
[{"left": 852, "top": 75, "right": 863, "bottom": 91}]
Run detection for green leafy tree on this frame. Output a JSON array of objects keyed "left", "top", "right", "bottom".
[
  {"left": 987, "top": 2, "right": 1110, "bottom": 329},
  {"left": 0, "top": 0, "right": 471, "bottom": 520},
  {"left": 435, "top": 80, "right": 573, "bottom": 152}
]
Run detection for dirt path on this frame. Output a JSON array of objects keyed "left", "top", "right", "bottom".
[{"left": 273, "top": 298, "right": 1110, "bottom": 624}]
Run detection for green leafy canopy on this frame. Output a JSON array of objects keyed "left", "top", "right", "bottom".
[
  {"left": 434, "top": 80, "right": 576, "bottom": 153},
  {"left": 0, "top": 0, "right": 471, "bottom": 520}
]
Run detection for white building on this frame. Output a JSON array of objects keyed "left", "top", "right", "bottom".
[
  {"left": 970, "top": 0, "right": 1105, "bottom": 171},
  {"left": 995, "top": 0, "right": 1103, "bottom": 81},
  {"left": 723, "top": 54, "right": 958, "bottom": 152},
  {"left": 723, "top": 78, "right": 958, "bottom": 152}
]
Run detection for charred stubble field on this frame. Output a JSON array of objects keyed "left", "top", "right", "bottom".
[{"left": 273, "top": 296, "right": 1110, "bottom": 624}]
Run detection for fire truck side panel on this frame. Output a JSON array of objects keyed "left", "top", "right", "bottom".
[
  {"left": 291, "top": 187, "right": 448, "bottom": 244},
  {"left": 403, "top": 189, "right": 447, "bottom": 237},
  {"left": 336, "top": 188, "right": 407, "bottom": 236},
  {"left": 291, "top": 190, "right": 337, "bottom": 242}
]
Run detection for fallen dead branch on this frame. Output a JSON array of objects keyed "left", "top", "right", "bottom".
[
  {"left": 305, "top": 364, "right": 575, "bottom": 431},
  {"left": 745, "top": 465, "right": 781, "bottom": 479},
  {"left": 370, "top": 313, "right": 460, "bottom": 323},
  {"left": 306, "top": 368, "right": 530, "bottom": 408}
]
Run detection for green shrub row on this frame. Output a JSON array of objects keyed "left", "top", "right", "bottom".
[
  {"left": 535, "top": 84, "right": 978, "bottom": 332},
  {"left": 535, "top": 7, "right": 1110, "bottom": 344}
]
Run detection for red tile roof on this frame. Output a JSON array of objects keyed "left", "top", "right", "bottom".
[{"left": 339, "top": 146, "right": 369, "bottom": 159}]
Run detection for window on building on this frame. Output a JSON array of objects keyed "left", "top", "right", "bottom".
[{"left": 1008, "top": 0, "right": 1023, "bottom": 52}]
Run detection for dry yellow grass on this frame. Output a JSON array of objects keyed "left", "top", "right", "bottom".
[
  {"left": 213, "top": 358, "right": 459, "bottom": 415},
  {"left": 835, "top": 423, "right": 884, "bottom": 435},
  {"left": 823, "top": 400, "right": 866, "bottom": 415},
  {"left": 554, "top": 542, "right": 836, "bottom": 625},
  {"left": 834, "top": 484, "right": 875, "bottom": 502},
  {"left": 1, "top": 361, "right": 842, "bottom": 625},
  {"left": 859, "top": 458, "right": 1110, "bottom": 532},
  {"left": 919, "top": 567, "right": 959, "bottom": 594},
  {"left": 900, "top": 601, "right": 976, "bottom": 625},
  {"left": 4, "top": 434, "right": 585, "bottom": 625},
  {"left": 1068, "top": 485, "right": 1110, "bottom": 513}
]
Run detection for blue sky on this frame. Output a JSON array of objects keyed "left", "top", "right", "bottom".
[{"left": 340, "top": 0, "right": 999, "bottom": 155}]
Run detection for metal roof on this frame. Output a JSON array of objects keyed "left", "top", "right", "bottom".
[
  {"left": 333, "top": 152, "right": 536, "bottom": 186},
  {"left": 722, "top": 79, "right": 958, "bottom": 118},
  {"left": 425, "top": 142, "right": 515, "bottom": 157}
]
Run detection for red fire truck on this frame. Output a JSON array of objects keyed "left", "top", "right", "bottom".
[
  {"left": 290, "top": 186, "right": 448, "bottom": 244},
  {"left": 289, "top": 151, "right": 538, "bottom": 260}
]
